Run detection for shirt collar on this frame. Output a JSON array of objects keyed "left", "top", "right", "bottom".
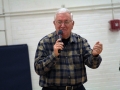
[
  {"left": 70, "top": 32, "right": 78, "bottom": 43},
  {"left": 53, "top": 31, "right": 78, "bottom": 43}
]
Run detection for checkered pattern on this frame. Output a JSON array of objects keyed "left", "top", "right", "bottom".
[{"left": 34, "top": 31, "right": 102, "bottom": 87}]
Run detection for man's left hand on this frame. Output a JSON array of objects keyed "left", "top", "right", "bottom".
[{"left": 92, "top": 41, "right": 103, "bottom": 56}]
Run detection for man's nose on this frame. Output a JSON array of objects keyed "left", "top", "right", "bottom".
[{"left": 61, "top": 23, "right": 65, "bottom": 27}]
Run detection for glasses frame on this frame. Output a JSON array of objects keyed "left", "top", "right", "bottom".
[{"left": 55, "top": 20, "right": 73, "bottom": 25}]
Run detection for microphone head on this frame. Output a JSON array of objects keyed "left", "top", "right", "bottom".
[{"left": 58, "top": 30, "right": 63, "bottom": 35}]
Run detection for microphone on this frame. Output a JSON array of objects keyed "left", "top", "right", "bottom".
[{"left": 58, "top": 30, "right": 63, "bottom": 53}]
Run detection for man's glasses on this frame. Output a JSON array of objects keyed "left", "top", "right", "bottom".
[{"left": 55, "top": 20, "right": 73, "bottom": 25}]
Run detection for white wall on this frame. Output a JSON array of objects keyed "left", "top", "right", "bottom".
[
  {"left": 0, "top": 0, "right": 3, "bottom": 14},
  {"left": 7, "top": 0, "right": 113, "bottom": 12},
  {"left": 0, "top": 0, "right": 6, "bottom": 45},
  {"left": 0, "top": 17, "right": 6, "bottom": 45},
  {"left": 1, "top": 0, "right": 120, "bottom": 90}
]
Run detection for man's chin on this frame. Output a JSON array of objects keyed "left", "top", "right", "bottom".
[{"left": 62, "top": 35, "right": 70, "bottom": 39}]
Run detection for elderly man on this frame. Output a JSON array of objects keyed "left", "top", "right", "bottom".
[{"left": 34, "top": 8, "right": 103, "bottom": 90}]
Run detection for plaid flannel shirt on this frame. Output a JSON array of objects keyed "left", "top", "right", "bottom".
[{"left": 34, "top": 31, "right": 102, "bottom": 87}]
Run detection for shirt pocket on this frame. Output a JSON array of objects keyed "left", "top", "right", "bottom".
[{"left": 71, "top": 53, "right": 82, "bottom": 69}]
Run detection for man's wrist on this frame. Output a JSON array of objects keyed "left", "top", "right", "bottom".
[{"left": 92, "top": 50, "right": 99, "bottom": 57}]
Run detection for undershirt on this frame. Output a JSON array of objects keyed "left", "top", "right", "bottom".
[{"left": 62, "top": 37, "right": 70, "bottom": 46}]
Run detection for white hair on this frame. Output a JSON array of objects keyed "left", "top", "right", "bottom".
[{"left": 54, "top": 8, "right": 73, "bottom": 20}]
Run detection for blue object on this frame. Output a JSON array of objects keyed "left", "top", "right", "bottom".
[{"left": 0, "top": 44, "right": 32, "bottom": 90}]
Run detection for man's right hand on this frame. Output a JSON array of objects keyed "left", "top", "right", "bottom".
[{"left": 53, "top": 39, "right": 64, "bottom": 57}]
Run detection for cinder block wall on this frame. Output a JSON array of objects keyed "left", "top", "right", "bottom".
[{"left": 0, "top": 0, "right": 120, "bottom": 90}]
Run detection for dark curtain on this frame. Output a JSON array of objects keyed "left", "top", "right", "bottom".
[{"left": 0, "top": 44, "right": 32, "bottom": 90}]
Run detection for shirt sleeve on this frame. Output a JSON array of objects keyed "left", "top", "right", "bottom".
[
  {"left": 34, "top": 40, "right": 59, "bottom": 75},
  {"left": 82, "top": 38, "right": 102, "bottom": 69}
]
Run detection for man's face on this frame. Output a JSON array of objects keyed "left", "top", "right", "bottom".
[{"left": 53, "top": 12, "right": 74, "bottom": 39}]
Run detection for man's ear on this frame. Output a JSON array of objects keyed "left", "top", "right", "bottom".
[
  {"left": 71, "top": 21, "right": 74, "bottom": 30},
  {"left": 72, "top": 21, "right": 74, "bottom": 26},
  {"left": 53, "top": 21, "right": 55, "bottom": 25}
]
